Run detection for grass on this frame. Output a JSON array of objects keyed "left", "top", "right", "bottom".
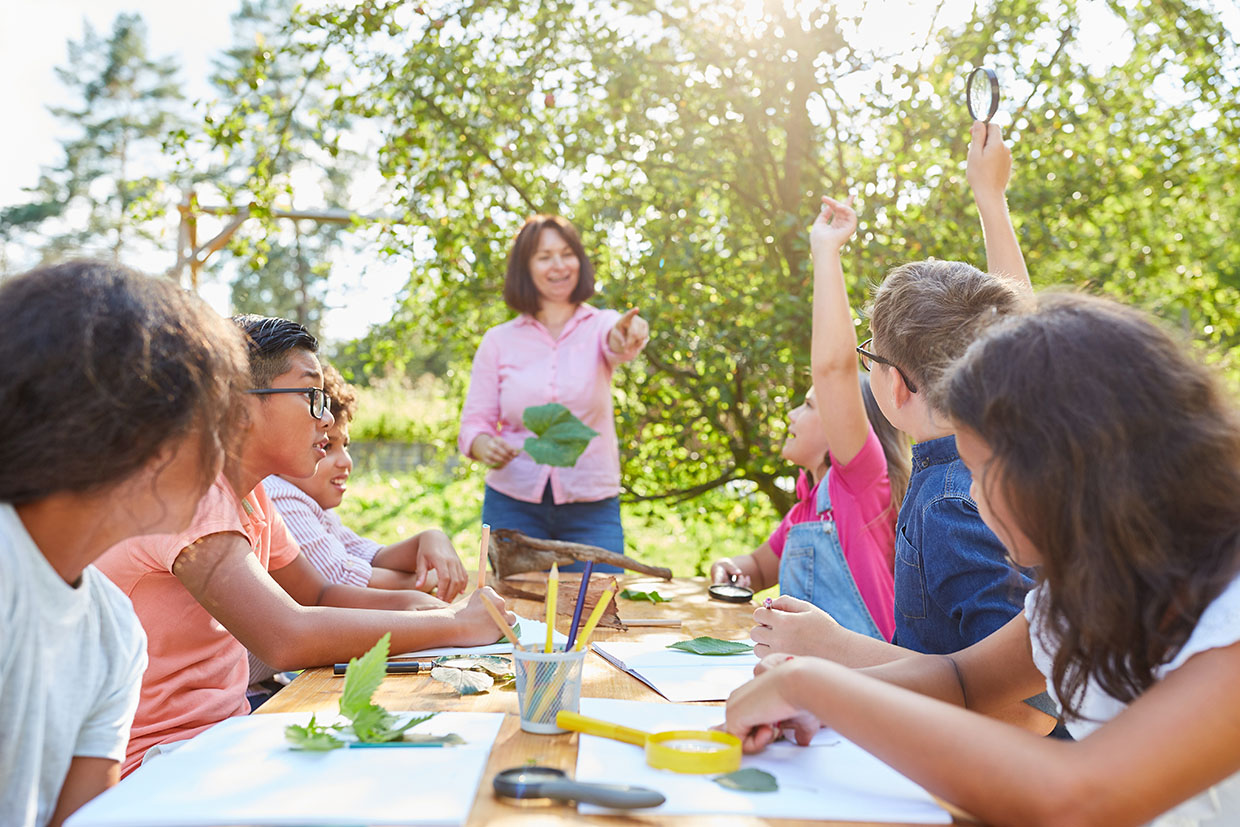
[
  {"left": 337, "top": 379, "right": 782, "bottom": 593},
  {"left": 335, "top": 465, "right": 779, "bottom": 579}
]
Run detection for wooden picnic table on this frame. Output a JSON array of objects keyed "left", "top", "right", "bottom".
[{"left": 257, "top": 574, "right": 971, "bottom": 826}]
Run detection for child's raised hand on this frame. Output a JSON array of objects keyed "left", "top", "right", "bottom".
[
  {"left": 966, "top": 120, "right": 1012, "bottom": 204},
  {"left": 751, "top": 595, "right": 843, "bottom": 659},
  {"left": 809, "top": 195, "right": 857, "bottom": 253}
]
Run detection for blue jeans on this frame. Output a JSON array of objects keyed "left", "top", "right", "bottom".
[{"left": 482, "top": 484, "right": 626, "bottom": 573}]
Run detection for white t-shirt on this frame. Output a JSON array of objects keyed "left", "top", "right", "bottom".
[
  {"left": 1026, "top": 574, "right": 1240, "bottom": 825},
  {"left": 0, "top": 504, "right": 147, "bottom": 827}
]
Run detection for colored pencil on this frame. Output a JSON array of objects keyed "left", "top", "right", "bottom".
[
  {"left": 563, "top": 560, "right": 595, "bottom": 650},
  {"left": 333, "top": 661, "right": 433, "bottom": 676},
  {"left": 545, "top": 563, "right": 559, "bottom": 653},
  {"left": 574, "top": 586, "right": 615, "bottom": 651},
  {"left": 476, "top": 523, "right": 491, "bottom": 591},
  {"left": 480, "top": 593, "right": 524, "bottom": 651}
]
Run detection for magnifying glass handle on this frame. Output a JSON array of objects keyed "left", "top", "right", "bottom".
[{"left": 538, "top": 779, "right": 666, "bottom": 809}]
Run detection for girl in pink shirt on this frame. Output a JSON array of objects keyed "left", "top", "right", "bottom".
[
  {"left": 459, "top": 215, "right": 649, "bottom": 571},
  {"left": 712, "top": 199, "right": 911, "bottom": 641}
]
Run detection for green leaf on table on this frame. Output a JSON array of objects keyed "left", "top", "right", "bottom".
[
  {"left": 667, "top": 637, "right": 754, "bottom": 656},
  {"left": 339, "top": 632, "right": 390, "bottom": 721},
  {"left": 286, "top": 634, "right": 445, "bottom": 747},
  {"left": 712, "top": 768, "right": 778, "bottom": 792},
  {"left": 522, "top": 403, "right": 599, "bottom": 467},
  {"left": 620, "top": 588, "right": 669, "bottom": 603},
  {"left": 285, "top": 714, "right": 344, "bottom": 751},
  {"left": 351, "top": 708, "right": 433, "bottom": 743},
  {"left": 431, "top": 666, "right": 495, "bottom": 695}
]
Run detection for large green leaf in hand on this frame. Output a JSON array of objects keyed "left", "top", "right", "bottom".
[{"left": 522, "top": 403, "right": 598, "bottom": 467}]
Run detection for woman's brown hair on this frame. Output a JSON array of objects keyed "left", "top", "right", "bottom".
[
  {"left": 503, "top": 215, "right": 595, "bottom": 314},
  {"left": 942, "top": 293, "right": 1240, "bottom": 718},
  {"left": 0, "top": 260, "right": 250, "bottom": 503}
]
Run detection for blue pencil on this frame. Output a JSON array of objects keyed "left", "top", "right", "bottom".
[{"left": 564, "top": 561, "right": 595, "bottom": 650}]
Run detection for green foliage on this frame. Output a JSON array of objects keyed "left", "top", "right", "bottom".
[
  {"left": 195, "top": 0, "right": 1240, "bottom": 517},
  {"left": 334, "top": 464, "right": 777, "bottom": 578},
  {"left": 284, "top": 713, "right": 344, "bottom": 751},
  {"left": 713, "top": 768, "right": 778, "bottom": 792},
  {"left": 667, "top": 637, "right": 754, "bottom": 656},
  {"left": 522, "top": 403, "right": 599, "bottom": 467}
]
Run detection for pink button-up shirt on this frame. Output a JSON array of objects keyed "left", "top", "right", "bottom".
[{"left": 458, "top": 304, "right": 631, "bottom": 504}]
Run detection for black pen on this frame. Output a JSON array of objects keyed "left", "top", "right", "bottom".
[{"left": 332, "top": 660, "right": 434, "bottom": 676}]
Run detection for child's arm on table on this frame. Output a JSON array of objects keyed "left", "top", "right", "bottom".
[
  {"left": 752, "top": 594, "right": 1055, "bottom": 733},
  {"left": 727, "top": 621, "right": 1240, "bottom": 827},
  {"left": 172, "top": 532, "right": 514, "bottom": 670},
  {"left": 967, "top": 121, "right": 1031, "bottom": 293},
  {"left": 808, "top": 196, "right": 871, "bottom": 465},
  {"left": 710, "top": 542, "right": 780, "bottom": 590}
]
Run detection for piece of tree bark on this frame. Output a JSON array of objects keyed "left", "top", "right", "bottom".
[
  {"left": 494, "top": 573, "right": 625, "bottom": 630},
  {"left": 488, "top": 529, "right": 673, "bottom": 580}
]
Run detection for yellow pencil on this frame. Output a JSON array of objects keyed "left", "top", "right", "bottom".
[
  {"left": 476, "top": 523, "right": 490, "bottom": 591},
  {"left": 480, "top": 592, "right": 524, "bottom": 651},
  {"left": 545, "top": 563, "right": 558, "bottom": 653},
  {"left": 574, "top": 587, "right": 615, "bottom": 652}
]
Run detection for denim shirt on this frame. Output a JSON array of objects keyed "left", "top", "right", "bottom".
[{"left": 893, "top": 434, "right": 1035, "bottom": 655}]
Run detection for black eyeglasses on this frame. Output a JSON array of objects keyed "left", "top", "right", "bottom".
[
  {"left": 856, "top": 337, "right": 919, "bottom": 393},
  {"left": 246, "top": 387, "right": 333, "bottom": 420}
]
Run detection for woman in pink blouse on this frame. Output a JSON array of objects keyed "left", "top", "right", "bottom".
[{"left": 458, "top": 215, "right": 649, "bottom": 571}]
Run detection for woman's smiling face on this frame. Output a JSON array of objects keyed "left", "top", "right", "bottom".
[{"left": 528, "top": 227, "right": 580, "bottom": 306}]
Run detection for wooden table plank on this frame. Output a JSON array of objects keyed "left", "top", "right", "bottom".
[{"left": 257, "top": 574, "right": 970, "bottom": 826}]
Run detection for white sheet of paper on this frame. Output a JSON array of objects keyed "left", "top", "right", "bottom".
[
  {"left": 592, "top": 636, "right": 758, "bottom": 702},
  {"left": 66, "top": 711, "right": 504, "bottom": 827},
  {"left": 393, "top": 614, "right": 566, "bottom": 659},
  {"left": 574, "top": 698, "right": 952, "bottom": 824}
]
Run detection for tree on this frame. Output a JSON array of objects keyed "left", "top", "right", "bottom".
[
  {"left": 194, "top": 0, "right": 364, "bottom": 335},
  {"left": 0, "top": 13, "right": 186, "bottom": 267},
  {"left": 205, "top": 0, "right": 1240, "bottom": 512}
]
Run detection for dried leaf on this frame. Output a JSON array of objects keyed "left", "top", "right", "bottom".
[
  {"left": 433, "top": 654, "right": 512, "bottom": 676},
  {"left": 431, "top": 666, "right": 494, "bottom": 695}
]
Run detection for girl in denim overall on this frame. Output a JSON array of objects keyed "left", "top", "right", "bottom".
[{"left": 712, "top": 196, "right": 910, "bottom": 640}]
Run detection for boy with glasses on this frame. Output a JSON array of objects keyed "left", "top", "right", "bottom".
[
  {"left": 97, "top": 315, "right": 513, "bottom": 775},
  {"left": 751, "top": 122, "right": 1060, "bottom": 733}
]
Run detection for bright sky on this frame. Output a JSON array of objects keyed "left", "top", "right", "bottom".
[{"left": 0, "top": 0, "right": 409, "bottom": 342}]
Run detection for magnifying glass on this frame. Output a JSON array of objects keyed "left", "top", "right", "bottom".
[
  {"left": 556, "top": 711, "right": 742, "bottom": 774},
  {"left": 708, "top": 583, "right": 754, "bottom": 603},
  {"left": 492, "top": 766, "right": 665, "bottom": 809},
  {"left": 966, "top": 67, "right": 1000, "bottom": 123}
]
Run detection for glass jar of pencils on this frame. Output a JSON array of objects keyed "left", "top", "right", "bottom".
[{"left": 512, "top": 646, "right": 587, "bottom": 734}]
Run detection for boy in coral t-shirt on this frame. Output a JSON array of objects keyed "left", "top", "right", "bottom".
[{"left": 97, "top": 315, "right": 513, "bottom": 774}]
